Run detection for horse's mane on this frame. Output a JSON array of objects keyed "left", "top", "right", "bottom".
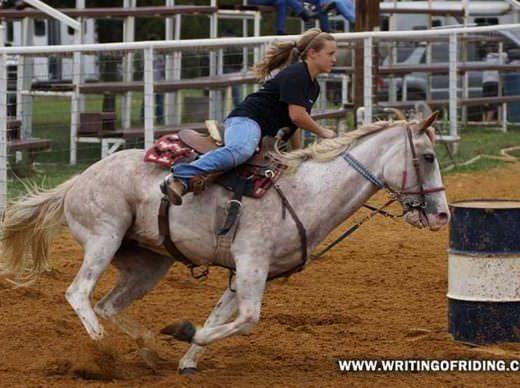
[{"left": 275, "top": 120, "right": 405, "bottom": 172}]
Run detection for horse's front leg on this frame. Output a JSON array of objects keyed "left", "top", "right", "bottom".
[
  {"left": 172, "top": 284, "right": 238, "bottom": 374},
  {"left": 163, "top": 257, "right": 268, "bottom": 346}
]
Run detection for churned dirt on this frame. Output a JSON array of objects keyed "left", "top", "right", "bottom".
[{"left": 0, "top": 164, "right": 519, "bottom": 387}]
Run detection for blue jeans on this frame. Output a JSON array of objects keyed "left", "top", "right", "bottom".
[
  {"left": 306, "top": 0, "right": 329, "bottom": 31},
  {"left": 172, "top": 117, "right": 261, "bottom": 184},
  {"left": 333, "top": 0, "right": 355, "bottom": 23},
  {"left": 310, "top": 0, "right": 355, "bottom": 32},
  {"left": 248, "top": 0, "right": 305, "bottom": 34}
]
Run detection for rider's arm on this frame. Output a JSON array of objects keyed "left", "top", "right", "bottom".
[
  {"left": 289, "top": 129, "right": 303, "bottom": 150},
  {"left": 289, "top": 105, "right": 335, "bottom": 138}
]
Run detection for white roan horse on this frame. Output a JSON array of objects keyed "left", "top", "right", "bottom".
[{"left": 0, "top": 114, "right": 449, "bottom": 374}]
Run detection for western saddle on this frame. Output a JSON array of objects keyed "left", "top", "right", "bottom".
[{"left": 177, "top": 119, "right": 279, "bottom": 170}]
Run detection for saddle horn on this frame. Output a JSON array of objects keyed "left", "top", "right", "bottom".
[{"left": 419, "top": 111, "right": 439, "bottom": 133}]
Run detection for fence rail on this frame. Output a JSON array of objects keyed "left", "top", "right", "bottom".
[{"left": 1, "top": 23, "right": 519, "bottom": 55}]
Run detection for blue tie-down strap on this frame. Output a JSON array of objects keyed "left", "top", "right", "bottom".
[{"left": 342, "top": 152, "right": 386, "bottom": 189}]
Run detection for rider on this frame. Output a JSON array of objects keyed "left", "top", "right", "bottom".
[{"left": 161, "top": 28, "right": 337, "bottom": 205}]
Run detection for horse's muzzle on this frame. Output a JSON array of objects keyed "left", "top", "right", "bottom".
[{"left": 404, "top": 209, "right": 450, "bottom": 231}]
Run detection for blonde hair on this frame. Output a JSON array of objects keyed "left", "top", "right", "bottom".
[
  {"left": 275, "top": 121, "right": 404, "bottom": 172},
  {"left": 253, "top": 28, "right": 335, "bottom": 81}
]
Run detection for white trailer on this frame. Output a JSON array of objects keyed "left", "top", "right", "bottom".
[{"left": 381, "top": 0, "right": 518, "bottom": 31}]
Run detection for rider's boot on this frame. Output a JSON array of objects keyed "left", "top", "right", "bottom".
[{"left": 160, "top": 172, "right": 222, "bottom": 205}]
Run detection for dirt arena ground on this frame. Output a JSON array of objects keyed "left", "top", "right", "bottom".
[{"left": 0, "top": 164, "right": 519, "bottom": 387}]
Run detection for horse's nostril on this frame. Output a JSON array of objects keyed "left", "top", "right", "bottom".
[{"left": 438, "top": 212, "right": 449, "bottom": 223}]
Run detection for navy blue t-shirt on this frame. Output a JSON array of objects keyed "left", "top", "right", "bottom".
[{"left": 227, "top": 61, "right": 320, "bottom": 137}]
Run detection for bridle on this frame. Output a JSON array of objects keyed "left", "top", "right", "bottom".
[
  {"left": 312, "top": 123, "right": 446, "bottom": 260},
  {"left": 342, "top": 124, "right": 445, "bottom": 215}
]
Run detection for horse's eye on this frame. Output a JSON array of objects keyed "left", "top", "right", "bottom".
[{"left": 423, "top": 153, "right": 435, "bottom": 163}]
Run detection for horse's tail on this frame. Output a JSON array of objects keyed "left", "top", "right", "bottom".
[{"left": 0, "top": 175, "right": 80, "bottom": 285}]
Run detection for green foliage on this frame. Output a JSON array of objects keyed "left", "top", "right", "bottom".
[
  {"left": 435, "top": 125, "right": 520, "bottom": 173},
  {"left": 8, "top": 163, "right": 89, "bottom": 201}
]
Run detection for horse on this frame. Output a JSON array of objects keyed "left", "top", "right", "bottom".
[{"left": 0, "top": 113, "right": 449, "bottom": 374}]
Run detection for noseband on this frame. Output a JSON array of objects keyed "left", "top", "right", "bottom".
[{"left": 342, "top": 124, "right": 445, "bottom": 214}]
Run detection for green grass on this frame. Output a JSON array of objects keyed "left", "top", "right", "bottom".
[
  {"left": 28, "top": 89, "right": 206, "bottom": 164},
  {"left": 435, "top": 125, "right": 520, "bottom": 174},
  {"left": 31, "top": 89, "right": 205, "bottom": 129},
  {"left": 8, "top": 162, "right": 90, "bottom": 201},
  {"left": 30, "top": 93, "right": 147, "bottom": 164}
]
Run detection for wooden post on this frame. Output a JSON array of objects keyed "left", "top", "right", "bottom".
[{"left": 354, "top": 0, "right": 380, "bottom": 113}]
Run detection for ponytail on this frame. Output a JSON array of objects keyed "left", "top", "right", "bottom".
[
  {"left": 253, "top": 40, "right": 300, "bottom": 81},
  {"left": 253, "top": 28, "right": 335, "bottom": 82}
]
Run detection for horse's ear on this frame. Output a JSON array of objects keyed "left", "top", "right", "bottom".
[
  {"left": 384, "top": 107, "right": 406, "bottom": 121},
  {"left": 419, "top": 111, "right": 439, "bottom": 133}
]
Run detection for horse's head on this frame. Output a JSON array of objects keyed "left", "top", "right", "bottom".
[{"left": 381, "top": 112, "right": 450, "bottom": 231}]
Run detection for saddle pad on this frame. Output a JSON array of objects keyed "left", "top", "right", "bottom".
[
  {"left": 144, "top": 133, "right": 285, "bottom": 198},
  {"left": 143, "top": 133, "right": 199, "bottom": 168}
]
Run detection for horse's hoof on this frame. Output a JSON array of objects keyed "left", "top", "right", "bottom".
[
  {"left": 160, "top": 320, "right": 196, "bottom": 343},
  {"left": 179, "top": 367, "right": 198, "bottom": 375}
]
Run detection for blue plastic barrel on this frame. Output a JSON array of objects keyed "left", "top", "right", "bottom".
[{"left": 448, "top": 199, "right": 520, "bottom": 344}]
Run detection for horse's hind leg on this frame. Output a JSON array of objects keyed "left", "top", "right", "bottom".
[
  {"left": 175, "top": 285, "right": 238, "bottom": 374},
  {"left": 65, "top": 235, "right": 125, "bottom": 340},
  {"left": 94, "top": 244, "right": 174, "bottom": 368}
]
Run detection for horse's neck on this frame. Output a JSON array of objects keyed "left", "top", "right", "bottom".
[{"left": 284, "top": 127, "right": 402, "bottom": 246}]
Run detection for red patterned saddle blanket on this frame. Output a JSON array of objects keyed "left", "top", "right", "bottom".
[{"left": 144, "top": 132, "right": 286, "bottom": 198}]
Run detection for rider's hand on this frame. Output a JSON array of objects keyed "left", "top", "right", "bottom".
[{"left": 319, "top": 127, "right": 336, "bottom": 139}]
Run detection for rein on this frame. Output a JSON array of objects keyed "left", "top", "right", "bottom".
[{"left": 312, "top": 198, "right": 398, "bottom": 260}]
